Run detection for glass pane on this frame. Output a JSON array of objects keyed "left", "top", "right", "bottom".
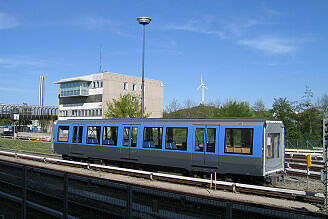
[
  {"left": 143, "top": 127, "right": 163, "bottom": 149},
  {"left": 195, "top": 128, "right": 204, "bottom": 152},
  {"left": 225, "top": 128, "right": 253, "bottom": 154},
  {"left": 206, "top": 128, "right": 216, "bottom": 153},
  {"left": 58, "top": 126, "right": 69, "bottom": 142},
  {"left": 165, "top": 127, "right": 188, "bottom": 151},
  {"left": 78, "top": 127, "right": 83, "bottom": 143},
  {"left": 72, "top": 126, "right": 77, "bottom": 143},
  {"left": 87, "top": 126, "right": 101, "bottom": 144},
  {"left": 266, "top": 133, "right": 280, "bottom": 159},
  {"left": 123, "top": 127, "right": 130, "bottom": 146},
  {"left": 103, "top": 126, "right": 118, "bottom": 145},
  {"left": 131, "top": 127, "right": 138, "bottom": 147}
]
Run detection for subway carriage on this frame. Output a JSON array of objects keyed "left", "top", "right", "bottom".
[{"left": 52, "top": 118, "right": 284, "bottom": 179}]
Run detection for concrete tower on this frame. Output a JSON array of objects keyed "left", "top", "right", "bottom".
[{"left": 38, "top": 76, "right": 45, "bottom": 106}]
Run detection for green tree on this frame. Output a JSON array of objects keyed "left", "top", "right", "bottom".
[
  {"left": 104, "top": 93, "right": 148, "bottom": 118},
  {"left": 294, "top": 86, "right": 322, "bottom": 139},
  {"left": 215, "top": 100, "right": 253, "bottom": 117},
  {"left": 316, "top": 93, "right": 328, "bottom": 117},
  {"left": 271, "top": 97, "right": 301, "bottom": 139},
  {"left": 252, "top": 100, "right": 272, "bottom": 117},
  {"left": 297, "top": 107, "right": 322, "bottom": 139},
  {"left": 0, "top": 119, "right": 12, "bottom": 126}
]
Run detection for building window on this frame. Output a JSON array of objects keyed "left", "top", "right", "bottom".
[
  {"left": 165, "top": 127, "right": 188, "bottom": 151},
  {"left": 132, "top": 84, "right": 136, "bottom": 91},
  {"left": 58, "top": 126, "right": 69, "bottom": 142},
  {"left": 100, "top": 81, "right": 103, "bottom": 88},
  {"left": 60, "top": 81, "right": 89, "bottom": 97},
  {"left": 143, "top": 127, "right": 163, "bottom": 149},
  {"left": 224, "top": 128, "right": 253, "bottom": 154},
  {"left": 123, "top": 82, "right": 128, "bottom": 90}
]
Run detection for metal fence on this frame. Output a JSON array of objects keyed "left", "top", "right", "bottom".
[
  {"left": 285, "top": 139, "right": 323, "bottom": 149},
  {"left": 0, "top": 160, "right": 323, "bottom": 219}
]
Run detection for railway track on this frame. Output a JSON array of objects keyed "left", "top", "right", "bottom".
[
  {"left": 285, "top": 149, "right": 325, "bottom": 179},
  {"left": 0, "top": 149, "right": 324, "bottom": 205},
  {"left": 0, "top": 135, "right": 51, "bottom": 142}
]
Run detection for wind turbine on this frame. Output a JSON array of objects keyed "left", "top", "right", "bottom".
[{"left": 197, "top": 74, "right": 208, "bottom": 105}]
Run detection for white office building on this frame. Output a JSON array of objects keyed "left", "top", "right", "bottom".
[{"left": 55, "top": 72, "right": 164, "bottom": 120}]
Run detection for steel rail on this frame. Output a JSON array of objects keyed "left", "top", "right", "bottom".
[{"left": 0, "top": 150, "right": 324, "bottom": 204}]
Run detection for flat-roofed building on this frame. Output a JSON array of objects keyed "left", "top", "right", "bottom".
[{"left": 54, "top": 72, "right": 163, "bottom": 120}]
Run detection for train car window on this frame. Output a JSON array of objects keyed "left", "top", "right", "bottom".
[
  {"left": 87, "top": 126, "right": 101, "bottom": 144},
  {"left": 103, "top": 126, "right": 118, "bottom": 146},
  {"left": 224, "top": 128, "right": 253, "bottom": 155},
  {"left": 143, "top": 127, "right": 163, "bottom": 149},
  {"left": 123, "top": 127, "right": 130, "bottom": 146},
  {"left": 266, "top": 133, "right": 280, "bottom": 159},
  {"left": 165, "top": 127, "right": 188, "bottom": 151},
  {"left": 131, "top": 127, "right": 138, "bottom": 147},
  {"left": 195, "top": 128, "right": 204, "bottom": 152},
  {"left": 72, "top": 126, "right": 77, "bottom": 143},
  {"left": 58, "top": 126, "right": 69, "bottom": 142},
  {"left": 78, "top": 127, "right": 83, "bottom": 143},
  {"left": 206, "top": 128, "right": 216, "bottom": 153}
]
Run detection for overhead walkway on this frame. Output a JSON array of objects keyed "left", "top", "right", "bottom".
[{"left": 0, "top": 103, "right": 58, "bottom": 120}]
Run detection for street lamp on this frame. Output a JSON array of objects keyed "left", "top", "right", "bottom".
[{"left": 137, "top": 16, "right": 151, "bottom": 118}]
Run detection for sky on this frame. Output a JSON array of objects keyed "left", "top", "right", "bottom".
[{"left": 0, "top": 0, "right": 327, "bottom": 109}]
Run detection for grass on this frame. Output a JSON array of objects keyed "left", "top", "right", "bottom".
[{"left": 0, "top": 138, "right": 55, "bottom": 154}]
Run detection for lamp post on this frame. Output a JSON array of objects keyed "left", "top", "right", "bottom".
[{"left": 137, "top": 16, "right": 151, "bottom": 118}]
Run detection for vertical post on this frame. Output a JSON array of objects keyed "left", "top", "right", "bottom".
[
  {"left": 63, "top": 173, "right": 68, "bottom": 219},
  {"left": 210, "top": 173, "right": 212, "bottom": 189},
  {"left": 215, "top": 172, "right": 217, "bottom": 190},
  {"left": 138, "top": 17, "right": 151, "bottom": 118},
  {"left": 324, "top": 118, "right": 328, "bottom": 208},
  {"left": 22, "top": 166, "right": 27, "bottom": 219},
  {"left": 127, "top": 185, "right": 132, "bottom": 219},
  {"left": 141, "top": 24, "right": 145, "bottom": 118},
  {"left": 13, "top": 121, "right": 16, "bottom": 140}
]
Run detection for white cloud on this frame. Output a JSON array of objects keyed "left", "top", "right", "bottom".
[
  {"left": 68, "top": 16, "right": 113, "bottom": 29},
  {"left": 0, "top": 12, "right": 18, "bottom": 29},
  {"left": 0, "top": 57, "right": 46, "bottom": 68},
  {"left": 238, "top": 36, "right": 296, "bottom": 54},
  {"left": 164, "top": 17, "right": 265, "bottom": 40},
  {"left": 164, "top": 22, "right": 226, "bottom": 39}
]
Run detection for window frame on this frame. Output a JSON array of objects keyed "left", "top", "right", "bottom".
[
  {"left": 143, "top": 127, "right": 163, "bottom": 149},
  {"left": 57, "top": 126, "right": 70, "bottom": 142},
  {"left": 224, "top": 128, "right": 253, "bottom": 155},
  {"left": 86, "top": 126, "right": 101, "bottom": 144},
  {"left": 102, "top": 126, "right": 118, "bottom": 146},
  {"left": 165, "top": 127, "right": 188, "bottom": 151},
  {"left": 266, "top": 133, "right": 280, "bottom": 159},
  {"left": 123, "top": 82, "right": 128, "bottom": 90},
  {"left": 72, "top": 126, "right": 78, "bottom": 143}
]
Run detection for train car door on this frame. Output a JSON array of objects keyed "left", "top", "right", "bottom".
[
  {"left": 71, "top": 125, "right": 84, "bottom": 154},
  {"left": 120, "top": 126, "right": 139, "bottom": 161},
  {"left": 192, "top": 126, "right": 218, "bottom": 169}
]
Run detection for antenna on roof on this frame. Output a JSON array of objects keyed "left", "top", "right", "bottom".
[{"left": 99, "top": 44, "right": 102, "bottom": 73}]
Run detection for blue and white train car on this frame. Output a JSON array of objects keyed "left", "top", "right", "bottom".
[{"left": 52, "top": 118, "right": 284, "bottom": 180}]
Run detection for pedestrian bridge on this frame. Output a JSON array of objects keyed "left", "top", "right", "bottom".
[{"left": 0, "top": 104, "right": 58, "bottom": 120}]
